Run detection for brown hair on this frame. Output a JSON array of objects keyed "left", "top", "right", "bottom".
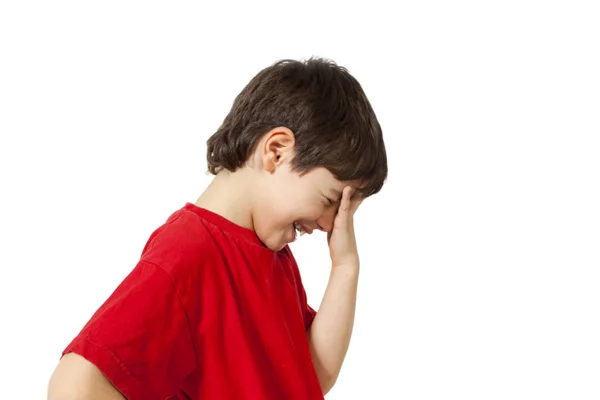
[{"left": 206, "top": 57, "right": 387, "bottom": 197}]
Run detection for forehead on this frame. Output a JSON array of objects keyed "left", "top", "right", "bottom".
[{"left": 302, "top": 167, "right": 364, "bottom": 190}]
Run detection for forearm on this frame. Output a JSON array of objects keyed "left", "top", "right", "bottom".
[{"left": 307, "top": 264, "right": 359, "bottom": 393}]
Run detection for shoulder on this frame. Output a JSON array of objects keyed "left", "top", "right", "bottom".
[{"left": 139, "top": 205, "right": 224, "bottom": 287}]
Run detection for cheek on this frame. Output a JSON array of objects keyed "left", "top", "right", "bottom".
[
  {"left": 269, "top": 203, "right": 322, "bottom": 226},
  {"left": 260, "top": 190, "right": 325, "bottom": 225},
  {"left": 295, "top": 201, "right": 327, "bottom": 222},
  {"left": 319, "top": 206, "right": 338, "bottom": 225},
  {"left": 310, "top": 204, "right": 328, "bottom": 219},
  {"left": 261, "top": 203, "right": 299, "bottom": 231}
]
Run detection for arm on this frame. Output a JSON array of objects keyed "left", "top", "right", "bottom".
[
  {"left": 48, "top": 353, "right": 126, "bottom": 400},
  {"left": 307, "top": 264, "right": 359, "bottom": 394},
  {"left": 48, "top": 261, "right": 197, "bottom": 399},
  {"left": 307, "top": 186, "right": 363, "bottom": 395}
]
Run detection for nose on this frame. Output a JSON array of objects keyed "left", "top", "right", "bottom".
[{"left": 315, "top": 207, "right": 336, "bottom": 233}]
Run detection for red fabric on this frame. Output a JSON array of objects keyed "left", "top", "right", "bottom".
[{"left": 63, "top": 203, "right": 322, "bottom": 399}]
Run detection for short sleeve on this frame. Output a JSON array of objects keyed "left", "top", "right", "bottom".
[
  {"left": 303, "top": 303, "right": 317, "bottom": 331},
  {"left": 62, "top": 260, "right": 196, "bottom": 400}
]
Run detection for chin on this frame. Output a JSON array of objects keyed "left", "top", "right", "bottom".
[
  {"left": 260, "top": 236, "right": 287, "bottom": 252},
  {"left": 255, "top": 225, "right": 291, "bottom": 252},
  {"left": 267, "top": 241, "right": 286, "bottom": 252}
]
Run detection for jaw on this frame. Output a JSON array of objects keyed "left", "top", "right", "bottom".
[
  {"left": 256, "top": 219, "right": 311, "bottom": 251},
  {"left": 262, "top": 238, "right": 286, "bottom": 252},
  {"left": 259, "top": 230, "right": 293, "bottom": 252}
]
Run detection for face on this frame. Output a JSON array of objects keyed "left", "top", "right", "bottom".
[{"left": 250, "top": 128, "right": 358, "bottom": 251}]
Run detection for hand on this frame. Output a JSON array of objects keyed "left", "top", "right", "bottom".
[{"left": 327, "top": 186, "right": 363, "bottom": 268}]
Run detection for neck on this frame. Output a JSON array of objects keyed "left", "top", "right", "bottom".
[{"left": 194, "top": 168, "right": 257, "bottom": 230}]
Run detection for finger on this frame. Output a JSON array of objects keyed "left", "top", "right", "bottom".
[
  {"left": 329, "top": 188, "right": 351, "bottom": 235},
  {"left": 338, "top": 186, "right": 354, "bottom": 213}
]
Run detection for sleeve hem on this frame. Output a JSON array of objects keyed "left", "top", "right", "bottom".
[
  {"left": 305, "top": 305, "right": 317, "bottom": 331},
  {"left": 62, "top": 335, "right": 149, "bottom": 400}
]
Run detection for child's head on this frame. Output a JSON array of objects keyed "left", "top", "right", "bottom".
[{"left": 206, "top": 58, "right": 387, "bottom": 251}]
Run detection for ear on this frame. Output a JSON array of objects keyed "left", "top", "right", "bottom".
[{"left": 261, "top": 126, "right": 296, "bottom": 173}]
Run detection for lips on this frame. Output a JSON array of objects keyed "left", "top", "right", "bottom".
[
  {"left": 294, "top": 221, "right": 307, "bottom": 237},
  {"left": 289, "top": 222, "right": 316, "bottom": 244}
]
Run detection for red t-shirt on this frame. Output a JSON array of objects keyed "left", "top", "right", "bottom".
[{"left": 62, "top": 203, "right": 323, "bottom": 399}]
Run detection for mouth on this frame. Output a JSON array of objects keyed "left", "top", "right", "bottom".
[{"left": 293, "top": 221, "right": 307, "bottom": 239}]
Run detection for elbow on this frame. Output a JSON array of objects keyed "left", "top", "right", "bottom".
[{"left": 318, "top": 370, "right": 339, "bottom": 396}]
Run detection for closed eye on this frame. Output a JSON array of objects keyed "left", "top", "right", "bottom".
[{"left": 323, "top": 195, "right": 334, "bottom": 205}]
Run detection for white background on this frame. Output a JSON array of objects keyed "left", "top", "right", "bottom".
[{"left": 1, "top": 1, "right": 599, "bottom": 399}]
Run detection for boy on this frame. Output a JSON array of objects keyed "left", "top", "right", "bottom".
[{"left": 48, "top": 57, "right": 388, "bottom": 399}]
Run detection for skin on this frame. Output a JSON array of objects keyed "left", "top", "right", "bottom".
[
  {"left": 48, "top": 353, "right": 126, "bottom": 400},
  {"left": 48, "top": 126, "right": 364, "bottom": 398}
]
